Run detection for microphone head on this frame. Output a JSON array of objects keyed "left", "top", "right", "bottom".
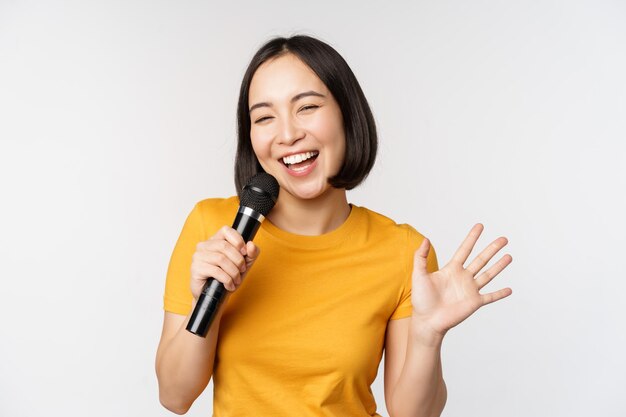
[{"left": 240, "top": 173, "right": 280, "bottom": 216}]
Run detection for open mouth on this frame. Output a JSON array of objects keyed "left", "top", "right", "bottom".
[{"left": 281, "top": 151, "right": 319, "bottom": 172}]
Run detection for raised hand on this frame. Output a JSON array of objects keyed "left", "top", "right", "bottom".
[{"left": 410, "top": 224, "right": 513, "bottom": 344}]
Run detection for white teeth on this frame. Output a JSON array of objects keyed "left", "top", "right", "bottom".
[{"left": 282, "top": 151, "right": 318, "bottom": 165}]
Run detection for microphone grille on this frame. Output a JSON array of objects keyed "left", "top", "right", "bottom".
[{"left": 240, "top": 173, "right": 280, "bottom": 216}]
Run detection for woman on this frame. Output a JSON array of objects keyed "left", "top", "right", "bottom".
[{"left": 156, "top": 35, "right": 512, "bottom": 416}]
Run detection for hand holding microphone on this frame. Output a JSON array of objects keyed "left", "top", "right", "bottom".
[
  {"left": 186, "top": 173, "right": 279, "bottom": 337},
  {"left": 190, "top": 227, "right": 258, "bottom": 298}
]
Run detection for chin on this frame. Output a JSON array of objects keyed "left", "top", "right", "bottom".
[
  {"left": 286, "top": 187, "right": 325, "bottom": 200},
  {"left": 284, "top": 180, "right": 332, "bottom": 201}
]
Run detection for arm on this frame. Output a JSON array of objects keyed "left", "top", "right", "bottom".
[
  {"left": 156, "top": 225, "right": 259, "bottom": 414},
  {"left": 386, "top": 224, "right": 512, "bottom": 417},
  {"left": 155, "top": 305, "right": 225, "bottom": 414},
  {"left": 384, "top": 318, "right": 446, "bottom": 417}
]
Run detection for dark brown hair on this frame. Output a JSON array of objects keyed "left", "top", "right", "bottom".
[{"left": 234, "top": 35, "right": 378, "bottom": 195}]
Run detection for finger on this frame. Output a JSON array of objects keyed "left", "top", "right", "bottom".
[
  {"left": 450, "top": 223, "right": 484, "bottom": 266},
  {"left": 212, "top": 226, "right": 247, "bottom": 255},
  {"left": 202, "top": 252, "right": 242, "bottom": 282},
  {"left": 466, "top": 237, "right": 509, "bottom": 276},
  {"left": 194, "top": 263, "right": 238, "bottom": 291},
  {"left": 244, "top": 242, "right": 260, "bottom": 267},
  {"left": 199, "top": 239, "right": 247, "bottom": 273},
  {"left": 480, "top": 287, "right": 513, "bottom": 306},
  {"left": 412, "top": 238, "right": 431, "bottom": 275},
  {"left": 475, "top": 254, "right": 513, "bottom": 289}
]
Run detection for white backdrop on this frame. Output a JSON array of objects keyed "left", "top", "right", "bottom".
[{"left": 1, "top": 1, "right": 625, "bottom": 416}]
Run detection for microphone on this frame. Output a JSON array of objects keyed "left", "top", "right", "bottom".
[{"left": 186, "top": 172, "right": 280, "bottom": 337}]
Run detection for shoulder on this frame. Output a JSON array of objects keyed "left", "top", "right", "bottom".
[
  {"left": 195, "top": 196, "right": 239, "bottom": 215},
  {"left": 355, "top": 205, "right": 427, "bottom": 245},
  {"left": 189, "top": 196, "right": 240, "bottom": 236},
  {"left": 354, "top": 205, "right": 437, "bottom": 270}
]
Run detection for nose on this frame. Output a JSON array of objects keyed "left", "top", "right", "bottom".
[{"left": 277, "top": 114, "right": 305, "bottom": 146}]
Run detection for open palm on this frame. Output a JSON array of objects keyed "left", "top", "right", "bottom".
[{"left": 411, "top": 224, "right": 513, "bottom": 339}]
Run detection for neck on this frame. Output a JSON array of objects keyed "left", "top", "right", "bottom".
[{"left": 267, "top": 187, "right": 350, "bottom": 236}]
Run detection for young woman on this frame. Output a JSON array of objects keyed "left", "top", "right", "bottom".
[{"left": 156, "top": 35, "right": 513, "bottom": 417}]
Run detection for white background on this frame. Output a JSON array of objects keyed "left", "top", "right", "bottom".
[{"left": 1, "top": 1, "right": 625, "bottom": 416}]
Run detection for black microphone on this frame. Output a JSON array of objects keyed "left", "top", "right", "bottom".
[{"left": 186, "top": 172, "right": 280, "bottom": 337}]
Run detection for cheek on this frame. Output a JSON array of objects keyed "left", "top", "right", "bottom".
[
  {"left": 316, "top": 118, "right": 346, "bottom": 164},
  {"left": 312, "top": 113, "right": 343, "bottom": 142},
  {"left": 250, "top": 128, "right": 273, "bottom": 159},
  {"left": 332, "top": 136, "right": 347, "bottom": 171}
]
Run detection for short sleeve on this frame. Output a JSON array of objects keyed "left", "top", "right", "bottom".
[
  {"left": 389, "top": 227, "right": 439, "bottom": 320},
  {"left": 163, "top": 203, "right": 206, "bottom": 316}
]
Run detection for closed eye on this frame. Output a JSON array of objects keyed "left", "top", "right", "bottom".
[
  {"left": 254, "top": 116, "right": 274, "bottom": 124},
  {"left": 253, "top": 105, "right": 318, "bottom": 124}
]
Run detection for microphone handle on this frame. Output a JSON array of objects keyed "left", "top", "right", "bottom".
[{"left": 186, "top": 209, "right": 262, "bottom": 337}]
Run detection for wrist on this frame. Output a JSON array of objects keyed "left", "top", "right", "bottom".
[{"left": 409, "top": 316, "right": 446, "bottom": 348}]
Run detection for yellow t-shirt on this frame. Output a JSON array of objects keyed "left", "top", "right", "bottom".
[{"left": 164, "top": 197, "right": 438, "bottom": 416}]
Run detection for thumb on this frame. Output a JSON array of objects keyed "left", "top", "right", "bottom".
[
  {"left": 244, "top": 241, "right": 260, "bottom": 266},
  {"left": 413, "top": 238, "right": 431, "bottom": 275}
]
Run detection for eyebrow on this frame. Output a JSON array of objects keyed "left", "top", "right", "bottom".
[{"left": 249, "top": 90, "right": 326, "bottom": 113}]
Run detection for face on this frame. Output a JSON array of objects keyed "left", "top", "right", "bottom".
[{"left": 248, "top": 53, "right": 346, "bottom": 201}]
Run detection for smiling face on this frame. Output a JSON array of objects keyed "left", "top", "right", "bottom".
[{"left": 248, "top": 53, "right": 346, "bottom": 201}]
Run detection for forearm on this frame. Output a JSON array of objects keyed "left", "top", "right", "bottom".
[
  {"left": 156, "top": 304, "right": 224, "bottom": 414},
  {"left": 389, "top": 322, "right": 447, "bottom": 417}
]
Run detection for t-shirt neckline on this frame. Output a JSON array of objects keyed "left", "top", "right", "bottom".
[{"left": 259, "top": 203, "right": 363, "bottom": 250}]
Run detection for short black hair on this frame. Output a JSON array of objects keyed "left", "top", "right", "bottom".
[{"left": 234, "top": 35, "right": 378, "bottom": 195}]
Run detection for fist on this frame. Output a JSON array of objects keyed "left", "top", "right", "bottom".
[{"left": 190, "top": 226, "right": 260, "bottom": 300}]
